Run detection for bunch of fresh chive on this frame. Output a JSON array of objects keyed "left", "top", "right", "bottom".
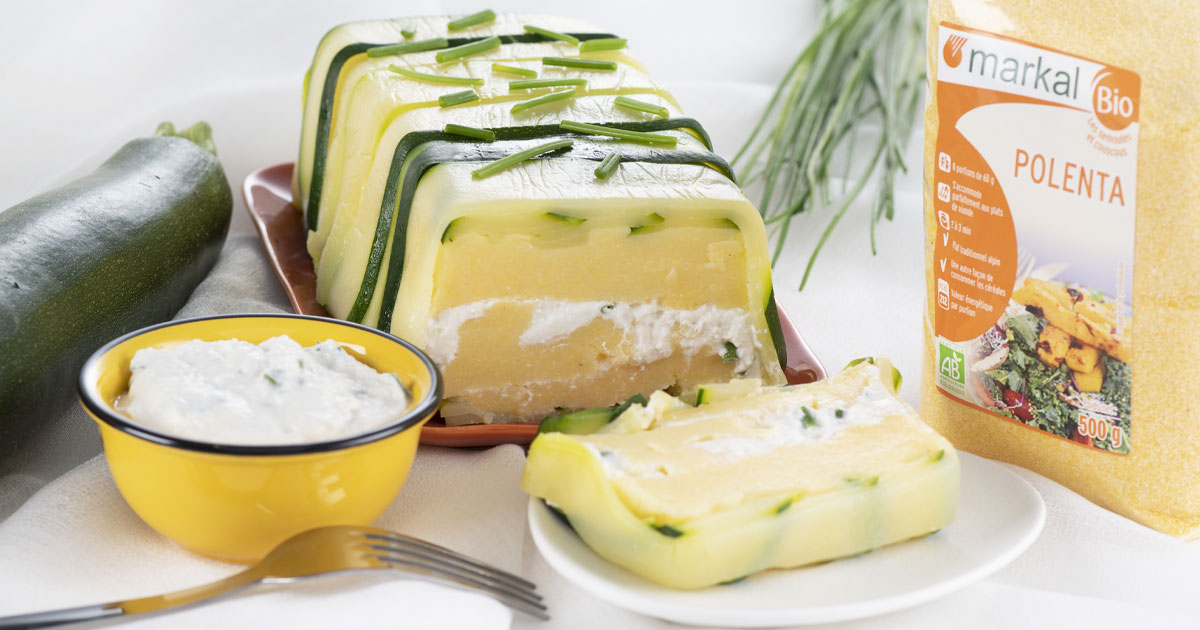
[{"left": 732, "top": 0, "right": 924, "bottom": 290}]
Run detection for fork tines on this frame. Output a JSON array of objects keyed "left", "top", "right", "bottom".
[
  {"left": 359, "top": 531, "right": 547, "bottom": 620},
  {"left": 362, "top": 532, "right": 536, "bottom": 589}
]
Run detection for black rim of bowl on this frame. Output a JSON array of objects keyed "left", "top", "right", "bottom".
[{"left": 78, "top": 313, "right": 444, "bottom": 456}]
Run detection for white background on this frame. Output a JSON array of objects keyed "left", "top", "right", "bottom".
[{"left": 2, "top": 1, "right": 1198, "bottom": 629}]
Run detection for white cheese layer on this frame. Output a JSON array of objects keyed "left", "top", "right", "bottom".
[
  {"left": 423, "top": 299, "right": 760, "bottom": 374},
  {"left": 116, "top": 336, "right": 409, "bottom": 445}
]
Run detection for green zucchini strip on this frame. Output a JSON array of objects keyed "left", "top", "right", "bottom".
[
  {"left": 764, "top": 290, "right": 788, "bottom": 367},
  {"left": 303, "top": 31, "right": 618, "bottom": 231}
]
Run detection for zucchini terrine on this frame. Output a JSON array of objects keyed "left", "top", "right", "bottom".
[{"left": 297, "top": 12, "right": 787, "bottom": 423}]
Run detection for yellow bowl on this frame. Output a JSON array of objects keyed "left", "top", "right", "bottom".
[{"left": 78, "top": 314, "right": 442, "bottom": 564}]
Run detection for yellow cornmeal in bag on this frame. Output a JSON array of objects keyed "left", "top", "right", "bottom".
[{"left": 922, "top": 0, "right": 1200, "bottom": 538}]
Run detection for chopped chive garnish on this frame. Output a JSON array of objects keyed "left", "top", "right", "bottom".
[
  {"left": 651, "top": 523, "right": 685, "bottom": 538},
  {"left": 546, "top": 211, "right": 586, "bottom": 225},
  {"left": 508, "top": 78, "right": 587, "bottom": 91},
  {"left": 630, "top": 212, "right": 664, "bottom": 232},
  {"left": 471, "top": 139, "right": 573, "bottom": 179},
  {"left": 559, "top": 120, "right": 677, "bottom": 146},
  {"left": 436, "top": 36, "right": 501, "bottom": 63},
  {"left": 438, "top": 90, "right": 479, "bottom": 108},
  {"left": 511, "top": 88, "right": 578, "bottom": 114},
  {"left": 264, "top": 373, "right": 279, "bottom": 386},
  {"left": 611, "top": 392, "right": 647, "bottom": 418},
  {"left": 722, "top": 342, "right": 739, "bottom": 364},
  {"left": 835, "top": 408, "right": 845, "bottom": 418},
  {"left": 800, "top": 406, "right": 817, "bottom": 428},
  {"left": 492, "top": 63, "right": 537, "bottom": 78},
  {"left": 366, "top": 37, "right": 449, "bottom": 58},
  {"left": 441, "top": 218, "right": 462, "bottom": 243},
  {"left": 614, "top": 96, "right": 669, "bottom": 118},
  {"left": 447, "top": 9, "right": 495, "bottom": 31},
  {"left": 774, "top": 496, "right": 794, "bottom": 515},
  {"left": 928, "top": 449, "right": 946, "bottom": 463},
  {"left": 594, "top": 151, "right": 621, "bottom": 179},
  {"left": 579, "top": 37, "right": 627, "bottom": 52},
  {"left": 400, "top": 28, "right": 416, "bottom": 39},
  {"left": 542, "top": 56, "right": 617, "bottom": 71},
  {"left": 444, "top": 123, "right": 495, "bottom": 141},
  {"left": 390, "top": 373, "right": 411, "bottom": 396},
  {"left": 523, "top": 25, "right": 580, "bottom": 46},
  {"left": 389, "top": 65, "right": 483, "bottom": 86}
]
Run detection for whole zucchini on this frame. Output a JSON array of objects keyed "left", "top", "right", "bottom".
[{"left": 0, "top": 123, "right": 232, "bottom": 463}]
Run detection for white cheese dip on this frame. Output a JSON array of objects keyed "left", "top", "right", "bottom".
[{"left": 116, "top": 336, "right": 410, "bottom": 445}]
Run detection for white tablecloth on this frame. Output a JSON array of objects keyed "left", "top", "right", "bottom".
[{"left": 2, "top": 1, "right": 1198, "bottom": 628}]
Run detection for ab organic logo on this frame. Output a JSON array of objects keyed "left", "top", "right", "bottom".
[{"left": 937, "top": 338, "right": 966, "bottom": 396}]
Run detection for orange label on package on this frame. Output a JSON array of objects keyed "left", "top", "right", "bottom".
[{"left": 931, "top": 23, "right": 1136, "bottom": 455}]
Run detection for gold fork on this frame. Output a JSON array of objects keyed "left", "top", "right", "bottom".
[{"left": 0, "top": 525, "right": 547, "bottom": 628}]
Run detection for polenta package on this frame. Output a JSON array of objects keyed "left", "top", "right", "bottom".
[{"left": 923, "top": 0, "right": 1200, "bottom": 538}]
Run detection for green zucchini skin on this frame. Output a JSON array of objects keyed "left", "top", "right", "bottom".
[{"left": 0, "top": 136, "right": 232, "bottom": 464}]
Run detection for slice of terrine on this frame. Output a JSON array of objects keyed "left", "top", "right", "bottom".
[{"left": 522, "top": 360, "right": 959, "bottom": 588}]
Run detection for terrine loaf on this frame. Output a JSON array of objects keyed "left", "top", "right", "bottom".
[
  {"left": 297, "top": 13, "right": 787, "bottom": 424},
  {"left": 522, "top": 360, "right": 960, "bottom": 588}
]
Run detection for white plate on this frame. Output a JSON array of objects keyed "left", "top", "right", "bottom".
[{"left": 527, "top": 452, "right": 1045, "bottom": 627}]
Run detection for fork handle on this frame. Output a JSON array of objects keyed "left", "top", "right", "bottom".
[
  {"left": 0, "top": 569, "right": 260, "bottom": 629},
  {"left": 0, "top": 604, "right": 123, "bottom": 629}
]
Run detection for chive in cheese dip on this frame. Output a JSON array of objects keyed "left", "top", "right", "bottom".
[{"left": 115, "top": 336, "right": 409, "bottom": 445}]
